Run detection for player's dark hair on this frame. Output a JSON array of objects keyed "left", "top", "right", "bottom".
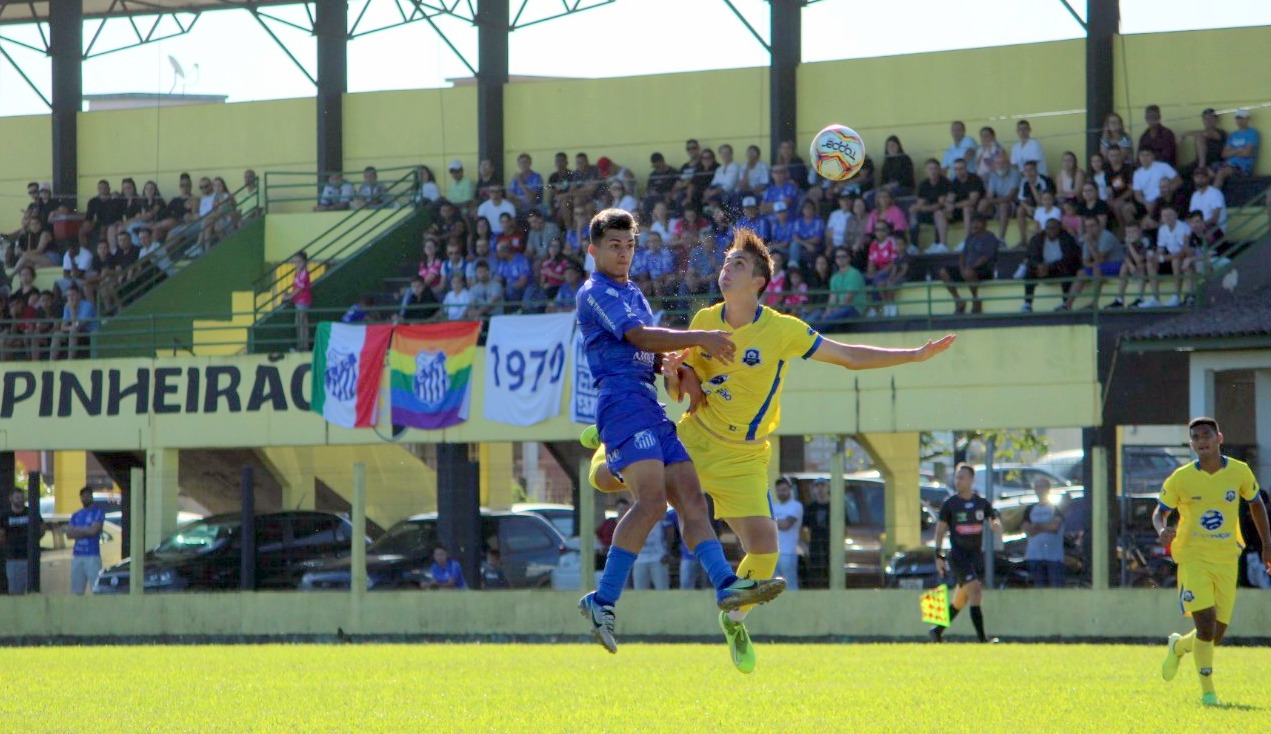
[
  {"left": 955, "top": 462, "right": 975, "bottom": 478},
  {"left": 1188, "top": 416, "right": 1219, "bottom": 434},
  {"left": 588, "top": 208, "right": 638, "bottom": 244},
  {"left": 726, "top": 227, "right": 773, "bottom": 296}
]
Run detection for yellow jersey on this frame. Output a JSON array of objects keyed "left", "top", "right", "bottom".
[
  {"left": 1158, "top": 456, "right": 1259, "bottom": 564},
  {"left": 684, "top": 303, "right": 822, "bottom": 443}
]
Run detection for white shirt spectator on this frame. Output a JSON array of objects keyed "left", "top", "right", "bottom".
[
  {"left": 710, "top": 160, "right": 742, "bottom": 192},
  {"left": 773, "top": 495, "right": 804, "bottom": 555},
  {"left": 320, "top": 181, "right": 354, "bottom": 208},
  {"left": 943, "top": 137, "right": 977, "bottom": 173},
  {"left": 1132, "top": 161, "right": 1178, "bottom": 203},
  {"left": 1189, "top": 186, "right": 1228, "bottom": 230},
  {"left": 1033, "top": 205, "right": 1062, "bottom": 229},
  {"left": 741, "top": 161, "right": 771, "bottom": 191},
  {"left": 198, "top": 193, "right": 217, "bottom": 218},
  {"left": 1157, "top": 220, "right": 1189, "bottom": 255},
  {"left": 1010, "top": 138, "right": 1048, "bottom": 176},
  {"left": 442, "top": 288, "right": 472, "bottom": 320},
  {"left": 826, "top": 208, "right": 852, "bottom": 247},
  {"left": 613, "top": 194, "right": 639, "bottom": 214},
  {"left": 477, "top": 198, "right": 517, "bottom": 234},
  {"left": 417, "top": 180, "right": 441, "bottom": 203},
  {"left": 63, "top": 248, "right": 94, "bottom": 273}
]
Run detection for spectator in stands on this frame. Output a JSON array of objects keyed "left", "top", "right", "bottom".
[
  {"left": 315, "top": 173, "right": 353, "bottom": 211},
  {"left": 878, "top": 135, "right": 915, "bottom": 200},
  {"left": 1213, "top": 108, "right": 1259, "bottom": 190},
  {"left": 866, "top": 189, "right": 908, "bottom": 237},
  {"left": 1087, "top": 152, "right": 1109, "bottom": 200},
  {"left": 806, "top": 252, "right": 833, "bottom": 308},
  {"left": 11, "top": 266, "right": 37, "bottom": 306},
  {"left": 943, "top": 120, "right": 977, "bottom": 176},
  {"left": 206, "top": 176, "right": 239, "bottom": 248},
  {"left": 1139, "top": 104, "right": 1177, "bottom": 166},
  {"left": 672, "top": 206, "right": 710, "bottom": 249},
  {"left": 135, "top": 226, "right": 173, "bottom": 282},
  {"left": 240, "top": 169, "right": 260, "bottom": 219},
  {"left": 767, "top": 201, "right": 795, "bottom": 265},
  {"left": 979, "top": 151, "right": 1021, "bottom": 242},
  {"left": 493, "top": 240, "right": 531, "bottom": 307},
  {"left": 414, "top": 165, "right": 442, "bottom": 206},
  {"left": 32, "top": 290, "right": 57, "bottom": 357},
  {"left": 1054, "top": 151, "right": 1085, "bottom": 204},
  {"left": 507, "top": 153, "right": 543, "bottom": 215},
  {"left": 477, "top": 186, "right": 516, "bottom": 236},
  {"left": 79, "top": 179, "right": 120, "bottom": 248},
  {"left": 1032, "top": 190, "right": 1063, "bottom": 233},
  {"left": 524, "top": 209, "right": 560, "bottom": 258},
  {"left": 417, "top": 237, "right": 444, "bottom": 293},
  {"left": 1186, "top": 108, "right": 1227, "bottom": 175},
  {"left": 1074, "top": 181, "right": 1110, "bottom": 233},
  {"left": 1107, "top": 222, "right": 1152, "bottom": 308},
  {"left": 736, "top": 144, "right": 771, "bottom": 204},
  {"left": 825, "top": 194, "right": 855, "bottom": 251},
  {"left": 672, "top": 139, "right": 704, "bottom": 207},
  {"left": 733, "top": 197, "right": 771, "bottom": 242},
  {"left": 910, "top": 158, "right": 951, "bottom": 250},
  {"left": 57, "top": 239, "right": 93, "bottom": 295},
  {"left": 1188, "top": 168, "right": 1227, "bottom": 243},
  {"left": 812, "top": 247, "right": 867, "bottom": 327},
  {"left": 596, "top": 156, "right": 639, "bottom": 203},
  {"left": 1143, "top": 205, "right": 1193, "bottom": 308},
  {"left": 1102, "top": 145, "right": 1135, "bottom": 224},
  {"left": 98, "top": 230, "right": 140, "bottom": 315},
  {"left": 783, "top": 267, "right": 810, "bottom": 316},
  {"left": 536, "top": 237, "right": 570, "bottom": 300},
  {"left": 354, "top": 166, "right": 388, "bottom": 209},
  {"left": 643, "top": 152, "right": 678, "bottom": 218},
  {"left": 1061, "top": 215, "right": 1124, "bottom": 310},
  {"left": 1126, "top": 147, "right": 1181, "bottom": 230},
  {"left": 10, "top": 217, "right": 55, "bottom": 273},
  {"left": 791, "top": 198, "right": 826, "bottom": 268},
  {"left": 466, "top": 235, "right": 497, "bottom": 282},
  {"left": 7, "top": 181, "right": 42, "bottom": 242},
  {"left": 703, "top": 143, "right": 741, "bottom": 210},
  {"left": 631, "top": 230, "right": 674, "bottom": 298},
  {"left": 50, "top": 285, "right": 96, "bottom": 359},
  {"left": 440, "top": 240, "right": 468, "bottom": 287},
  {"left": 290, "top": 250, "right": 313, "bottom": 350},
  {"left": 680, "top": 235, "right": 719, "bottom": 301},
  {"left": 682, "top": 146, "right": 718, "bottom": 211},
  {"left": 398, "top": 277, "right": 440, "bottom": 322},
  {"left": 431, "top": 200, "right": 467, "bottom": 248},
  {"left": 445, "top": 160, "right": 475, "bottom": 209},
  {"left": 551, "top": 262, "right": 584, "bottom": 313},
  {"left": 835, "top": 152, "right": 875, "bottom": 201},
  {"left": 604, "top": 179, "right": 638, "bottom": 216},
  {"left": 474, "top": 158, "right": 500, "bottom": 204},
  {"left": 153, "top": 174, "right": 193, "bottom": 242},
  {"left": 470, "top": 216, "right": 494, "bottom": 254},
  {"left": 1010, "top": 119, "right": 1048, "bottom": 176},
  {"left": 426, "top": 546, "right": 466, "bottom": 590},
  {"left": 1015, "top": 161, "right": 1056, "bottom": 246},
  {"left": 1020, "top": 217, "right": 1080, "bottom": 313},
  {"left": 128, "top": 181, "right": 164, "bottom": 244},
  {"left": 442, "top": 273, "right": 472, "bottom": 320},
  {"left": 495, "top": 212, "right": 523, "bottom": 254},
  {"left": 2, "top": 294, "right": 37, "bottom": 361},
  {"left": 1059, "top": 199, "right": 1082, "bottom": 238},
  {"left": 468, "top": 260, "right": 504, "bottom": 318},
  {"left": 544, "top": 152, "right": 573, "bottom": 219},
  {"left": 973, "top": 126, "right": 1003, "bottom": 179},
  {"left": 568, "top": 153, "right": 602, "bottom": 211},
  {"left": 937, "top": 214, "right": 999, "bottom": 314},
  {"left": 867, "top": 221, "right": 903, "bottom": 316},
  {"left": 562, "top": 208, "right": 589, "bottom": 260},
  {"left": 341, "top": 294, "right": 376, "bottom": 323},
  {"left": 761, "top": 165, "right": 799, "bottom": 215},
  {"left": 776, "top": 139, "right": 809, "bottom": 190},
  {"left": 1099, "top": 112, "right": 1133, "bottom": 157},
  {"left": 946, "top": 158, "right": 985, "bottom": 240},
  {"left": 109, "top": 178, "right": 145, "bottom": 247}
]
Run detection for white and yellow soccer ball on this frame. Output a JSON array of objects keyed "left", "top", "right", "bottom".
[{"left": 810, "top": 124, "right": 866, "bottom": 181}]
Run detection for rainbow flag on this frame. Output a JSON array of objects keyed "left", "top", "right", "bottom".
[
  {"left": 389, "top": 321, "right": 481, "bottom": 430},
  {"left": 920, "top": 584, "right": 951, "bottom": 628}
]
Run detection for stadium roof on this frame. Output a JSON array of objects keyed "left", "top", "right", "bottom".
[
  {"left": 0, "top": 1, "right": 297, "bottom": 26},
  {"left": 1120, "top": 286, "right": 1271, "bottom": 352}
]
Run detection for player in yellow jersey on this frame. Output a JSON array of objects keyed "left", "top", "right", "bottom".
[
  {"left": 1154, "top": 416, "right": 1271, "bottom": 706},
  {"left": 585, "top": 227, "right": 956, "bottom": 672}
]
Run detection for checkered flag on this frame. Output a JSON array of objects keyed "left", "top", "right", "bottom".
[{"left": 920, "top": 584, "right": 951, "bottom": 628}]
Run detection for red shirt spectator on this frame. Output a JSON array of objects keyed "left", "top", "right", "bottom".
[{"left": 869, "top": 236, "right": 899, "bottom": 271}]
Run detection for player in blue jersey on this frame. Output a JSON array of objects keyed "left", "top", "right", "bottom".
[{"left": 576, "top": 208, "right": 787, "bottom": 654}]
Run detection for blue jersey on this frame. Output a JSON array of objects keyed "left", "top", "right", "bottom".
[
  {"left": 69, "top": 504, "right": 106, "bottom": 557},
  {"left": 576, "top": 271, "right": 659, "bottom": 396}
]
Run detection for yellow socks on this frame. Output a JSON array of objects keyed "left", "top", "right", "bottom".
[
  {"left": 728, "top": 552, "right": 779, "bottom": 621},
  {"left": 1193, "top": 638, "right": 1215, "bottom": 695}
]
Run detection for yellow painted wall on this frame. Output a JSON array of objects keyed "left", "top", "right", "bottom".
[
  {"left": 0, "top": 114, "right": 52, "bottom": 219},
  {"left": 0, "top": 325, "right": 1097, "bottom": 452},
  {"left": 342, "top": 86, "right": 478, "bottom": 175},
  {"left": 5, "top": 589, "right": 1270, "bottom": 640}
]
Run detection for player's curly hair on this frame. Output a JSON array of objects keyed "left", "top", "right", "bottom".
[
  {"left": 727, "top": 227, "right": 773, "bottom": 296},
  {"left": 588, "top": 208, "right": 639, "bottom": 244}
]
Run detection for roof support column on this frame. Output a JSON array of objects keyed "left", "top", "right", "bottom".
[
  {"left": 477, "top": 0, "right": 509, "bottom": 179},
  {"left": 316, "top": 0, "right": 348, "bottom": 175},
  {"left": 769, "top": 0, "right": 800, "bottom": 162},
  {"left": 50, "top": 0, "right": 82, "bottom": 203},
  {"left": 1086, "top": 0, "right": 1119, "bottom": 161}
]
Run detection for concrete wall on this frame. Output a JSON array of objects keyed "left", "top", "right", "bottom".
[{"left": 4, "top": 589, "right": 1269, "bottom": 641}]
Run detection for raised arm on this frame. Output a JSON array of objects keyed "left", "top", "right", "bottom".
[
  {"left": 809, "top": 333, "right": 955, "bottom": 370},
  {"left": 625, "top": 325, "right": 735, "bottom": 365}
]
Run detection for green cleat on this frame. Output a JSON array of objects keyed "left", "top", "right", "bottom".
[
  {"left": 719, "top": 612, "right": 756, "bottom": 674},
  {"left": 580, "top": 425, "right": 601, "bottom": 449},
  {"left": 1161, "top": 632, "right": 1183, "bottom": 681},
  {"left": 717, "top": 576, "right": 786, "bottom": 612},
  {"left": 1201, "top": 692, "right": 1221, "bottom": 707}
]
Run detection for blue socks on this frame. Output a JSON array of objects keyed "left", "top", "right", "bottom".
[
  {"left": 594, "top": 546, "right": 637, "bottom": 607},
  {"left": 693, "top": 539, "right": 739, "bottom": 591}
]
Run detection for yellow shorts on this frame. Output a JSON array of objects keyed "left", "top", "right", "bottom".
[
  {"left": 677, "top": 417, "right": 773, "bottom": 520},
  {"left": 1177, "top": 559, "right": 1239, "bottom": 624}
]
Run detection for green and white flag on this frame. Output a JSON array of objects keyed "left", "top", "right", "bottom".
[{"left": 310, "top": 322, "right": 392, "bottom": 428}]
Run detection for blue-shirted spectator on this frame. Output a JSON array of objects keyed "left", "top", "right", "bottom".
[
  {"left": 733, "top": 196, "right": 772, "bottom": 241},
  {"left": 427, "top": 546, "right": 467, "bottom": 590},
  {"left": 66, "top": 486, "right": 106, "bottom": 595},
  {"left": 507, "top": 152, "right": 545, "bottom": 214},
  {"left": 761, "top": 166, "right": 799, "bottom": 215},
  {"left": 767, "top": 201, "right": 796, "bottom": 265},
  {"left": 791, "top": 199, "right": 826, "bottom": 269},
  {"left": 631, "top": 231, "right": 676, "bottom": 297},
  {"left": 51, "top": 285, "right": 97, "bottom": 360},
  {"left": 550, "top": 263, "right": 584, "bottom": 313},
  {"left": 1213, "top": 108, "right": 1260, "bottom": 190},
  {"left": 493, "top": 240, "right": 531, "bottom": 304}
]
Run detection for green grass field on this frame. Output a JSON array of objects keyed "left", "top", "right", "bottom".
[{"left": 9, "top": 642, "right": 1268, "bottom": 733}]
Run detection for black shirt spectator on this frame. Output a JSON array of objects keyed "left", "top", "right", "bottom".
[
  {"left": 917, "top": 176, "right": 953, "bottom": 207},
  {"left": 950, "top": 172, "right": 986, "bottom": 206}
]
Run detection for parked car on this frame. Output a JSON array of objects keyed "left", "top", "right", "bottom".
[
  {"left": 297, "top": 510, "right": 579, "bottom": 591},
  {"left": 93, "top": 511, "right": 361, "bottom": 593},
  {"left": 512, "top": 502, "right": 577, "bottom": 543},
  {"left": 884, "top": 532, "right": 1087, "bottom": 590},
  {"left": 1036, "top": 447, "right": 1186, "bottom": 495},
  {"left": 970, "top": 463, "right": 1076, "bottom": 499}
]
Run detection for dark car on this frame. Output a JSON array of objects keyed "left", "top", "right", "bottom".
[
  {"left": 297, "top": 510, "right": 575, "bottom": 591},
  {"left": 883, "top": 533, "right": 1086, "bottom": 590},
  {"left": 93, "top": 511, "right": 361, "bottom": 593}
]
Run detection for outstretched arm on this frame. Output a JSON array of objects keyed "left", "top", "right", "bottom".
[
  {"left": 625, "top": 325, "right": 735, "bottom": 365},
  {"left": 809, "top": 333, "right": 956, "bottom": 370}
]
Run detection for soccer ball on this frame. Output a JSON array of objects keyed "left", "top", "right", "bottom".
[{"left": 810, "top": 124, "right": 866, "bottom": 181}]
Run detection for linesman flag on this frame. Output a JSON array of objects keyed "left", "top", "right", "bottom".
[{"left": 920, "top": 584, "right": 951, "bottom": 627}]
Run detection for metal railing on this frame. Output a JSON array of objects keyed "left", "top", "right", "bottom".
[{"left": 261, "top": 165, "right": 423, "bottom": 215}]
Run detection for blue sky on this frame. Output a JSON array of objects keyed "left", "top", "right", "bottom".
[{"left": 0, "top": 0, "right": 1267, "bottom": 117}]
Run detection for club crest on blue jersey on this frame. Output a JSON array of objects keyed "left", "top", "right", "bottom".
[
  {"left": 1200, "top": 509, "right": 1224, "bottom": 531},
  {"left": 742, "top": 348, "right": 761, "bottom": 367}
]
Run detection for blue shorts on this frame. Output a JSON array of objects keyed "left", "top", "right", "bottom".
[
  {"left": 605, "top": 419, "right": 691, "bottom": 474},
  {"left": 1082, "top": 261, "right": 1121, "bottom": 277}
]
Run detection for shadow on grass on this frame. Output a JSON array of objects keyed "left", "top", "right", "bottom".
[{"left": 1211, "top": 702, "right": 1263, "bottom": 712}]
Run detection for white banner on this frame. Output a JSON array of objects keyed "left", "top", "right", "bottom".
[
  {"left": 482, "top": 313, "right": 573, "bottom": 426},
  {"left": 570, "top": 329, "right": 598, "bottom": 424}
]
